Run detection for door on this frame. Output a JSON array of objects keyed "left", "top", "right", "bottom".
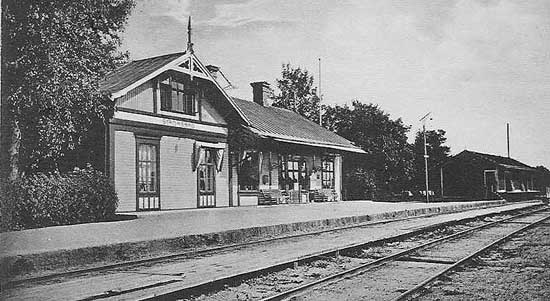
[
  {"left": 484, "top": 170, "right": 497, "bottom": 198},
  {"left": 198, "top": 148, "right": 216, "bottom": 207},
  {"left": 136, "top": 141, "right": 160, "bottom": 210}
]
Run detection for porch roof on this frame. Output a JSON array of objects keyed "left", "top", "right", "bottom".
[{"left": 232, "top": 97, "right": 365, "bottom": 154}]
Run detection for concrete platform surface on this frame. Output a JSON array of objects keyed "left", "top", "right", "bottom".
[
  {"left": 1, "top": 200, "right": 506, "bottom": 257},
  {"left": 1, "top": 199, "right": 532, "bottom": 281}
]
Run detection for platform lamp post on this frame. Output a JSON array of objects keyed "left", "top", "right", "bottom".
[{"left": 420, "top": 112, "right": 432, "bottom": 203}]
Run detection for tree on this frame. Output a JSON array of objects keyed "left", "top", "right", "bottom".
[
  {"left": 535, "top": 166, "right": 550, "bottom": 192},
  {"left": 324, "top": 101, "right": 414, "bottom": 198},
  {"left": 272, "top": 63, "right": 320, "bottom": 123},
  {"left": 1, "top": 0, "right": 135, "bottom": 179},
  {"left": 412, "top": 129, "right": 451, "bottom": 191}
]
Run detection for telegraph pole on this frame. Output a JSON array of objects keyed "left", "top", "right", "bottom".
[{"left": 420, "top": 112, "right": 432, "bottom": 203}]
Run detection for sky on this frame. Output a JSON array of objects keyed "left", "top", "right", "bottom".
[{"left": 121, "top": 0, "right": 550, "bottom": 168}]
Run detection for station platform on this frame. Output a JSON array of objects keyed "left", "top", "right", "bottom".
[{"left": 0, "top": 199, "right": 534, "bottom": 280}]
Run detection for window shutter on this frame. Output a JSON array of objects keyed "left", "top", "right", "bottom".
[
  {"left": 215, "top": 148, "right": 224, "bottom": 172},
  {"left": 193, "top": 142, "right": 205, "bottom": 171}
]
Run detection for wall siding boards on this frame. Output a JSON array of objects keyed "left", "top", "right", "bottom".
[
  {"left": 160, "top": 136, "right": 197, "bottom": 209},
  {"left": 335, "top": 155, "right": 342, "bottom": 201},
  {"left": 230, "top": 152, "right": 239, "bottom": 206},
  {"left": 115, "top": 82, "right": 154, "bottom": 113},
  {"left": 201, "top": 98, "right": 227, "bottom": 125},
  {"left": 114, "top": 131, "right": 136, "bottom": 212},
  {"left": 215, "top": 149, "right": 230, "bottom": 207}
]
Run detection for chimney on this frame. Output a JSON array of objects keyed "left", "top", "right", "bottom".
[
  {"left": 206, "top": 65, "right": 220, "bottom": 79},
  {"left": 250, "top": 81, "right": 273, "bottom": 106}
]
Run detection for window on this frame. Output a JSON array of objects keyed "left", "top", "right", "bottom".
[
  {"left": 137, "top": 142, "right": 160, "bottom": 210},
  {"left": 510, "top": 178, "right": 524, "bottom": 191},
  {"left": 198, "top": 148, "right": 215, "bottom": 207},
  {"left": 160, "top": 77, "right": 196, "bottom": 115},
  {"left": 287, "top": 159, "right": 300, "bottom": 187},
  {"left": 239, "top": 151, "right": 259, "bottom": 191},
  {"left": 528, "top": 177, "right": 535, "bottom": 191},
  {"left": 322, "top": 159, "right": 335, "bottom": 189},
  {"left": 497, "top": 171, "right": 506, "bottom": 191},
  {"left": 279, "top": 156, "right": 307, "bottom": 191}
]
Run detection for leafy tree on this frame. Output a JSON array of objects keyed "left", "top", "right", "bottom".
[
  {"left": 535, "top": 166, "right": 550, "bottom": 191},
  {"left": 1, "top": 0, "right": 135, "bottom": 180},
  {"left": 324, "top": 101, "right": 414, "bottom": 197},
  {"left": 412, "top": 129, "right": 451, "bottom": 191},
  {"left": 272, "top": 63, "right": 320, "bottom": 123}
]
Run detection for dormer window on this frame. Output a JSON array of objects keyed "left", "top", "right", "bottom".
[{"left": 160, "top": 77, "right": 196, "bottom": 115}]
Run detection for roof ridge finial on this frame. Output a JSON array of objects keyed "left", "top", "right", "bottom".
[{"left": 187, "top": 15, "right": 194, "bottom": 54}]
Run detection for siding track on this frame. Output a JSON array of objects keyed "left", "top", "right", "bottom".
[
  {"left": 257, "top": 207, "right": 550, "bottom": 301},
  {"left": 2, "top": 203, "right": 545, "bottom": 300}
]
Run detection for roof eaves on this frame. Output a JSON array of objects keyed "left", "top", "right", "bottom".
[
  {"left": 192, "top": 54, "right": 251, "bottom": 126},
  {"left": 272, "top": 137, "right": 366, "bottom": 153},
  {"left": 109, "top": 53, "right": 189, "bottom": 99},
  {"left": 248, "top": 127, "right": 364, "bottom": 153},
  {"left": 103, "top": 52, "right": 251, "bottom": 127},
  {"left": 498, "top": 163, "right": 536, "bottom": 172}
]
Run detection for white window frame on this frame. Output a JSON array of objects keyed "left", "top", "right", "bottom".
[{"left": 156, "top": 77, "right": 200, "bottom": 120}]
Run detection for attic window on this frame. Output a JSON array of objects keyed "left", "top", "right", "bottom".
[{"left": 160, "top": 77, "right": 196, "bottom": 115}]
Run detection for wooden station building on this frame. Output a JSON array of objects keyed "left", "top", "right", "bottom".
[
  {"left": 99, "top": 22, "right": 364, "bottom": 212},
  {"left": 440, "top": 150, "right": 543, "bottom": 200}
]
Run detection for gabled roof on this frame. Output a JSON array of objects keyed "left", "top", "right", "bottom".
[
  {"left": 99, "top": 51, "right": 251, "bottom": 125},
  {"left": 100, "top": 52, "right": 185, "bottom": 94},
  {"left": 454, "top": 150, "right": 536, "bottom": 172},
  {"left": 99, "top": 52, "right": 363, "bottom": 154},
  {"left": 232, "top": 97, "right": 365, "bottom": 153}
]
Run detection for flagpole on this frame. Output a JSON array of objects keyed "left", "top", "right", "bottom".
[{"left": 318, "top": 58, "right": 322, "bottom": 126}]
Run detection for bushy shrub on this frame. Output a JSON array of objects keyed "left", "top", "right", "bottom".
[
  {"left": 1, "top": 166, "right": 118, "bottom": 231},
  {"left": 344, "top": 167, "right": 377, "bottom": 200}
]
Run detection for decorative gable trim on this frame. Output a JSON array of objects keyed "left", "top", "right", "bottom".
[
  {"left": 111, "top": 53, "right": 187, "bottom": 99},
  {"left": 109, "top": 52, "right": 251, "bottom": 127}
]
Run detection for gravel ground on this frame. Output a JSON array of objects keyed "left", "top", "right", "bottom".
[
  {"left": 294, "top": 261, "right": 449, "bottom": 301},
  {"left": 418, "top": 222, "right": 550, "bottom": 301},
  {"left": 186, "top": 257, "right": 368, "bottom": 300},
  {"left": 181, "top": 213, "right": 524, "bottom": 301}
]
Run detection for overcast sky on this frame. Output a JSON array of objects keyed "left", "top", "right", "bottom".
[{"left": 121, "top": 0, "right": 550, "bottom": 168}]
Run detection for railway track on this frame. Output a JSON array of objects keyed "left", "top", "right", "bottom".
[
  {"left": 4, "top": 203, "right": 529, "bottom": 287},
  {"left": 126, "top": 205, "right": 547, "bottom": 301},
  {"left": 255, "top": 207, "right": 550, "bottom": 301},
  {"left": 2, "top": 208, "right": 458, "bottom": 287},
  {"left": 2, "top": 203, "right": 544, "bottom": 300}
]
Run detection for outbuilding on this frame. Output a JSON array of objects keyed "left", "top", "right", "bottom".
[{"left": 440, "top": 150, "right": 543, "bottom": 201}]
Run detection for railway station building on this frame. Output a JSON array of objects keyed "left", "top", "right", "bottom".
[
  {"left": 440, "top": 150, "right": 545, "bottom": 201},
  {"left": 99, "top": 34, "right": 364, "bottom": 212}
]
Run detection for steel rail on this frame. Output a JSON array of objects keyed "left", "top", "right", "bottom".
[
  {"left": 392, "top": 211, "right": 550, "bottom": 301},
  {"left": 5, "top": 202, "right": 523, "bottom": 288},
  {"left": 91, "top": 206, "right": 545, "bottom": 301},
  {"left": 1, "top": 209, "right": 445, "bottom": 286},
  {"left": 259, "top": 207, "right": 549, "bottom": 301}
]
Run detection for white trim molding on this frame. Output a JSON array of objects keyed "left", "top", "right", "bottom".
[
  {"left": 113, "top": 111, "right": 228, "bottom": 135},
  {"left": 108, "top": 52, "right": 252, "bottom": 127}
]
